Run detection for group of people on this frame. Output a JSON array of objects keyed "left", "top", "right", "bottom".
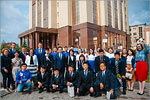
[{"left": 1, "top": 42, "right": 149, "bottom": 99}]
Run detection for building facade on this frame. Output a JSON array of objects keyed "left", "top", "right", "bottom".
[
  {"left": 129, "top": 24, "right": 150, "bottom": 50},
  {"left": 18, "top": 0, "right": 129, "bottom": 50}
]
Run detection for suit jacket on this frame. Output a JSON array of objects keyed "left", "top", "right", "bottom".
[
  {"left": 66, "top": 55, "right": 76, "bottom": 70},
  {"left": 77, "top": 70, "right": 94, "bottom": 88},
  {"left": 41, "top": 54, "right": 53, "bottom": 71},
  {"left": 54, "top": 53, "right": 66, "bottom": 70},
  {"left": 95, "top": 70, "right": 115, "bottom": 91},
  {"left": 95, "top": 55, "right": 110, "bottom": 73},
  {"left": 19, "top": 52, "right": 28, "bottom": 63},
  {"left": 1, "top": 55, "right": 12, "bottom": 72},
  {"left": 50, "top": 74, "right": 64, "bottom": 88},
  {"left": 65, "top": 71, "right": 77, "bottom": 86},
  {"left": 34, "top": 48, "right": 45, "bottom": 65},
  {"left": 9, "top": 49, "right": 16, "bottom": 59},
  {"left": 110, "top": 58, "right": 125, "bottom": 76},
  {"left": 37, "top": 71, "right": 49, "bottom": 86}
]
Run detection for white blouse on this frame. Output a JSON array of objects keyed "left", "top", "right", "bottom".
[{"left": 25, "top": 55, "right": 38, "bottom": 66}]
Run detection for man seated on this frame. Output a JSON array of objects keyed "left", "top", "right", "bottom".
[
  {"left": 37, "top": 65, "right": 50, "bottom": 93},
  {"left": 65, "top": 65, "right": 78, "bottom": 94},
  {"left": 77, "top": 62, "right": 94, "bottom": 97},
  {"left": 94, "top": 62, "right": 116, "bottom": 99},
  {"left": 16, "top": 63, "right": 32, "bottom": 94},
  {"left": 50, "top": 68, "right": 64, "bottom": 93}
]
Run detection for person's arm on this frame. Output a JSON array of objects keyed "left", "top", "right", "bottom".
[
  {"left": 58, "top": 75, "right": 64, "bottom": 88},
  {"left": 1, "top": 56, "right": 6, "bottom": 71},
  {"left": 94, "top": 57, "right": 98, "bottom": 73},
  {"left": 90, "top": 72, "right": 94, "bottom": 88},
  {"left": 64, "top": 72, "right": 68, "bottom": 86},
  {"left": 109, "top": 71, "right": 115, "bottom": 91},
  {"left": 54, "top": 55, "right": 57, "bottom": 69},
  {"left": 16, "top": 72, "right": 20, "bottom": 84},
  {"left": 144, "top": 44, "right": 150, "bottom": 54},
  {"left": 29, "top": 71, "right": 32, "bottom": 81}
]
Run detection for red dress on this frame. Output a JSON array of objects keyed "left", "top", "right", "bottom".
[{"left": 136, "top": 61, "right": 148, "bottom": 81}]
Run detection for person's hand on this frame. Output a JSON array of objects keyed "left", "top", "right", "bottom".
[
  {"left": 27, "top": 80, "right": 30, "bottom": 83},
  {"left": 109, "top": 90, "right": 114, "bottom": 94},
  {"left": 38, "top": 82, "right": 42, "bottom": 88},
  {"left": 143, "top": 40, "right": 146, "bottom": 44},
  {"left": 134, "top": 68, "right": 136, "bottom": 71},
  {"left": 53, "top": 85, "right": 57, "bottom": 89},
  {"left": 36, "top": 67, "right": 38, "bottom": 71},
  {"left": 4, "top": 69, "right": 8, "bottom": 73},
  {"left": 100, "top": 83, "right": 104, "bottom": 90},
  {"left": 122, "top": 75, "right": 126, "bottom": 79},
  {"left": 77, "top": 88, "right": 79, "bottom": 93},
  {"left": 96, "top": 73, "right": 98, "bottom": 77},
  {"left": 90, "top": 87, "right": 94, "bottom": 93},
  {"left": 67, "top": 82, "right": 72, "bottom": 86},
  {"left": 50, "top": 68, "right": 53, "bottom": 71},
  {"left": 65, "top": 68, "right": 67, "bottom": 70},
  {"left": 20, "top": 80, "right": 22, "bottom": 84}
]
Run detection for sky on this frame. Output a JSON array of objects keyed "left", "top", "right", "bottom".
[{"left": 0, "top": 0, "right": 149, "bottom": 44}]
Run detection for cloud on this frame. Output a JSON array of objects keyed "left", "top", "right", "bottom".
[
  {"left": 1, "top": 1, "right": 29, "bottom": 44},
  {"left": 128, "top": 1, "right": 149, "bottom": 26}
]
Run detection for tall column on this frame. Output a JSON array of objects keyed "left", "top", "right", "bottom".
[
  {"left": 35, "top": 32, "right": 39, "bottom": 49},
  {"left": 27, "top": 35, "right": 29, "bottom": 47},
  {"left": 20, "top": 38, "right": 22, "bottom": 47}
]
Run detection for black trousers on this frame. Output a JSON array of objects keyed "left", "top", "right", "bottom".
[
  {"left": 122, "top": 78, "right": 126, "bottom": 91},
  {"left": 1, "top": 71, "right": 12, "bottom": 89},
  {"left": 79, "top": 84, "right": 92, "bottom": 96},
  {"left": 50, "top": 85, "right": 63, "bottom": 92}
]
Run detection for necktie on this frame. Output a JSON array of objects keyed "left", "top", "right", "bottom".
[
  {"left": 70, "top": 72, "right": 72, "bottom": 80},
  {"left": 59, "top": 54, "right": 62, "bottom": 59},
  {"left": 85, "top": 71, "right": 87, "bottom": 80},
  {"left": 102, "top": 72, "right": 105, "bottom": 84},
  {"left": 100, "top": 57, "right": 103, "bottom": 62},
  {"left": 24, "top": 53, "right": 26, "bottom": 59},
  {"left": 116, "top": 60, "right": 119, "bottom": 74}
]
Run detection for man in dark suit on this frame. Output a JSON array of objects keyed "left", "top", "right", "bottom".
[
  {"left": 54, "top": 46, "right": 66, "bottom": 75},
  {"left": 95, "top": 49, "right": 109, "bottom": 73},
  {"left": 34, "top": 43, "right": 45, "bottom": 68},
  {"left": 94, "top": 62, "right": 116, "bottom": 99},
  {"left": 41, "top": 48, "right": 53, "bottom": 75},
  {"left": 19, "top": 46, "right": 28, "bottom": 63},
  {"left": 77, "top": 62, "right": 94, "bottom": 96},
  {"left": 9, "top": 42, "right": 17, "bottom": 59},
  {"left": 37, "top": 66, "right": 49, "bottom": 93},
  {"left": 110, "top": 52, "right": 126, "bottom": 95},
  {"left": 65, "top": 65, "right": 78, "bottom": 89},
  {"left": 50, "top": 69, "right": 64, "bottom": 93}
]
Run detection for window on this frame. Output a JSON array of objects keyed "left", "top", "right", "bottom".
[{"left": 133, "top": 33, "right": 136, "bottom": 35}]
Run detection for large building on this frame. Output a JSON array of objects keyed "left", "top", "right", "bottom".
[
  {"left": 18, "top": 0, "right": 129, "bottom": 50},
  {"left": 129, "top": 23, "right": 150, "bottom": 50}
]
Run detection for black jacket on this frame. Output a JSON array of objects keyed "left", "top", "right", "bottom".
[
  {"left": 1, "top": 55, "right": 12, "bottom": 72},
  {"left": 66, "top": 56, "right": 76, "bottom": 70},
  {"left": 50, "top": 74, "right": 64, "bottom": 88},
  {"left": 110, "top": 58, "right": 125, "bottom": 76},
  {"left": 95, "top": 70, "right": 115, "bottom": 91},
  {"left": 77, "top": 70, "right": 94, "bottom": 88},
  {"left": 41, "top": 54, "right": 53, "bottom": 71},
  {"left": 95, "top": 55, "right": 110, "bottom": 73},
  {"left": 37, "top": 72, "right": 49, "bottom": 86},
  {"left": 65, "top": 71, "right": 78, "bottom": 86}
]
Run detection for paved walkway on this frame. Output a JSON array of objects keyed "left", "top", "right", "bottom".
[{"left": 0, "top": 82, "right": 149, "bottom": 100}]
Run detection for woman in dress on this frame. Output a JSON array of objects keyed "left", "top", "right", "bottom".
[
  {"left": 135, "top": 42, "right": 149, "bottom": 95},
  {"left": 126, "top": 49, "right": 136, "bottom": 91},
  {"left": 88, "top": 49, "right": 96, "bottom": 73},
  {"left": 1, "top": 48, "right": 13, "bottom": 92},
  {"left": 11, "top": 50, "right": 23, "bottom": 91},
  {"left": 25, "top": 48, "right": 38, "bottom": 88}
]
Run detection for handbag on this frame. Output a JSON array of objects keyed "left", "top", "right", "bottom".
[{"left": 67, "top": 85, "right": 75, "bottom": 97}]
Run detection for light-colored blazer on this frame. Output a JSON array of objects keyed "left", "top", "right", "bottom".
[{"left": 25, "top": 55, "right": 38, "bottom": 66}]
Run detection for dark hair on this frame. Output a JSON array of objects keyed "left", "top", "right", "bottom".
[
  {"left": 83, "top": 61, "right": 89, "bottom": 65},
  {"left": 108, "top": 47, "right": 114, "bottom": 53},
  {"left": 14, "top": 50, "right": 20, "bottom": 54},
  {"left": 41, "top": 65, "right": 46, "bottom": 69},
  {"left": 136, "top": 44, "right": 144, "bottom": 51},
  {"left": 54, "top": 68, "right": 59, "bottom": 71},
  {"left": 58, "top": 46, "right": 62, "bottom": 49},
  {"left": 89, "top": 49, "right": 95, "bottom": 56},
  {"left": 68, "top": 64, "right": 74, "bottom": 68},
  {"left": 99, "top": 49, "right": 104, "bottom": 53},
  {"left": 115, "top": 52, "right": 120, "bottom": 56},
  {"left": 64, "top": 46, "right": 68, "bottom": 48},
  {"left": 12, "top": 42, "right": 16, "bottom": 45},
  {"left": 22, "top": 46, "right": 26, "bottom": 48},
  {"left": 21, "top": 63, "right": 27, "bottom": 67},
  {"left": 45, "top": 48, "right": 49, "bottom": 51},
  {"left": 29, "top": 48, "right": 34, "bottom": 56},
  {"left": 69, "top": 49, "right": 74, "bottom": 55},
  {"left": 100, "top": 61, "right": 106, "bottom": 66},
  {"left": 128, "top": 49, "right": 135, "bottom": 56},
  {"left": 79, "top": 54, "right": 85, "bottom": 61}
]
